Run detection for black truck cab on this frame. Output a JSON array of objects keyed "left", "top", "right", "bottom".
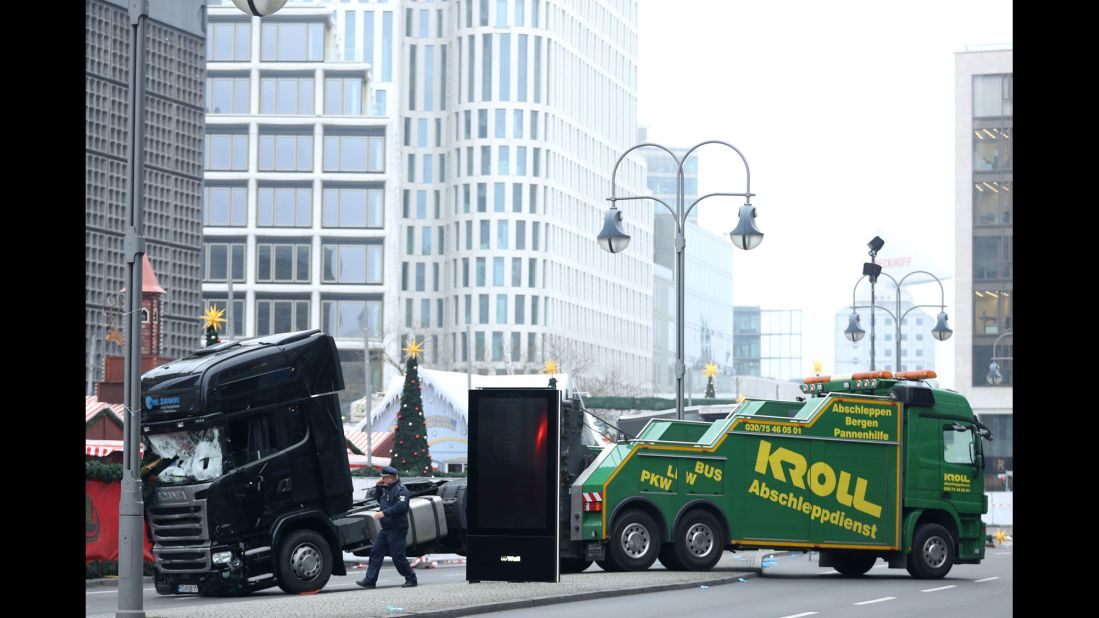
[{"left": 141, "top": 330, "right": 368, "bottom": 595}]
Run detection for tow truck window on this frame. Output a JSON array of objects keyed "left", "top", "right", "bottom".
[{"left": 943, "top": 426, "right": 976, "bottom": 465}]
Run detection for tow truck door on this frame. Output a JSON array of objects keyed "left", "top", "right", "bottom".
[{"left": 940, "top": 424, "right": 983, "bottom": 515}]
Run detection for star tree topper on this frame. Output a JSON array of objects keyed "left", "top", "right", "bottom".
[
  {"left": 202, "top": 305, "right": 226, "bottom": 331},
  {"left": 704, "top": 362, "right": 718, "bottom": 378},
  {"left": 403, "top": 337, "right": 425, "bottom": 359},
  {"left": 543, "top": 360, "right": 558, "bottom": 375}
]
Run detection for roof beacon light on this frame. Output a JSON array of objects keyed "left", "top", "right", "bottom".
[{"left": 895, "top": 370, "right": 937, "bottom": 380}]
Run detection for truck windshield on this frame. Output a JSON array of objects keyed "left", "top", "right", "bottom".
[
  {"left": 943, "top": 426, "right": 976, "bottom": 465},
  {"left": 147, "top": 428, "right": 224, "bottom": 484}
]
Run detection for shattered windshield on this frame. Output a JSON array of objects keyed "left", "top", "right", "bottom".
[{"left": 147, "top": 428, "right": 224, "bottom": 484}]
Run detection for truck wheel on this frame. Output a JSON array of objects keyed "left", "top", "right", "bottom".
[
  {"left": 595, "top": 559, "right": 622, "bottom": 572},
  {"left": 906, "top": 523, "right": 954, "bottom": 579},
  {"left": 672, "top": 511, "right": 724, "bottom": 571},
  {"left": 559, "top": 558, "right": 593, "bottom": 573},
  {"left": 606, "top": 509, "right": 661, "bottom": 571},
  {"left": 832, "top": 552, "right": 877, "bottom": 576},
  {"left": 275, "top": 529, "right": 333, "bottom": 594},
  {"left": 657, "top": 543, "right": 686, "bottom": 570}
]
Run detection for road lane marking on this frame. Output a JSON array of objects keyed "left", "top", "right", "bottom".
[
  {"left": 921, "top": 585, "right": 956, "bottom": 592},
  {"left": 822, "top": 570, "right": 838, "bottom": 575},
  {"left": 975, "top": 577, "right": 1000, "bottom": 583},
  {"left": 873, "top": 564, "right": 888, "bottom": 568},
  {"left": 442, "top": 572, "right": 463, "bottom": 577},
  {"left": 853, "top": 597, "right": 895, "bottom": 606},
  {"left": 86, "top": 588, "right": 157, "bottom": 596},
  {"left": 779, "top": 613, "right": 819, "bottom": 618},
  {"left": 995, "top": 551, "right": 1011, "bottom": 555}
]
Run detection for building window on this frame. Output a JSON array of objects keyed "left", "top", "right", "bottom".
[
  {"left": 258, "top": 133, "right": 313, "bottom": 171},
  {"left": 208, "top": 21, "right": 250, "bottom": 62},
  {"left": 322, "top": 187, "right": 384, "bottom": 228},
  {"left": 479, "top": 294, "right": 489, "bottom": 324},
  {"left": 514, "top": 294, "right": 525, "bottom": 324},
  {"left": 476, "top": 257, "right": 486, "bottom": 286},
  {"left": 973, "top": 74, "right": 1012, "bottom": 118},
  {"left": 492, "top": 331, "right": 504, "bottom": 361},
  {"left": 203, "top": 241, "right": 245, "bottom": 282},
  {"left": 322, "top": 243, "right": 384, "bottom": 284},
  {"left": 475, "top": 331, "right": 485, "bottom": 360},
  {"left": 511, "top": 257, "right": 522, "bottom": 286},
  {"left": 973, "top": 235, "right": 1012, "bottom": 281},
  {"left": 256, "top": 298, "right": 310, "bottom": 335},
  {"left": 973, "top": 181, "right": 1011, "bottom": 227},
  {"left": 205, "top": 133, "right": 249, "bottom": 171},
  {"left": 421, "top": 298, "right": 431, "bottom": 328},
  {"left": 261, "top": 21, "right": 325, "bottom": 62},
  {"left": 203, "top": 186, "right": 247, "bottom": 227},
  {"left": 206, "top": 76, "right": 250, "bottom": 114},
  {"left": 324, "top": 134, "right": 385, "bottom": 172},
  {"left": 257, "top": 187, "right": 312, "bottom": 227},
  {"left": 973, "top": 290, "right": 1012, "bottom": 335},
  {"left": 496, "top": 294, "right": 507, "bottom": 324},
  {"left": 256, "top": 242, "right": 310, "bottom": 283},
  {"left": 973, "top": 127, "right": 1012, "bottom": 172},
  {"left": 259, "top": 76, "right": 314, "bottom": 115}
]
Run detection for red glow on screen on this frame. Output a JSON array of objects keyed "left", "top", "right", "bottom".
[{"left": 535, "top": 412, "right": 547, "bottom": 456}]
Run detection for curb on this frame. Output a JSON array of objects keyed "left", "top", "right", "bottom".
[
  {"left": 86, "top": 576, "right": 154, "bottom": 589},
  {"left": 404, "top": 570, "right": 764, "bottom": 617}
]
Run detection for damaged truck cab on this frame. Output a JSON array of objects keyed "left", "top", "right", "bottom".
[{"left": 141, "top": 330, "right": 368, "bottom": 595}]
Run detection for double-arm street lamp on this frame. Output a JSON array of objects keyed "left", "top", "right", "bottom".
[
  {"left": 987, "top": 330, "right": 1013, "bottom": 385},
  {"left": 116, "top": 2, "right": 288, "bottom": 616},
  {"left": 598, "top": 141, "right": 762, "bottom": 420},
  {"left": 844, "top": 270, "right": 953, "bottom": 372}
]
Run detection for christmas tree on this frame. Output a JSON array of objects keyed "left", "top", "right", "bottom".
[
  {"left": 202, "top": 306, "right": 225, "bottom": 347},
  {"left": 704, "top": 362, "right": 718, "bottom": 399},
  {"left": 390, "top": 338, "right": 432, "bottom": 476}
]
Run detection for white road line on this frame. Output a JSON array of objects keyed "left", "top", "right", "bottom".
[
  {"left": 853, "top": 597, "right": 895, "bottom": 606},
  {"left": 822, "top": 570, "right": 838, "bottom": 575},
  {"left": 779, "top": 613, "right": 819, "bottom": 618},
  {"left": 975, "top": 577, "right": 1000, "bottom": 583},
  {"left": 873, "top": 564, "right": 888, "bottom": 568},
  {"left": 442, "top": 572, "right": 463, "bottom": 577},
  {"left": 921, "top": 585, "right": 956, "bottom": 592},
  {"left": 86, "top": 588, "right": 157, "bottom": 596},
  {"left": 995, "top": 551, "right": 1011, "bottom": 555}
]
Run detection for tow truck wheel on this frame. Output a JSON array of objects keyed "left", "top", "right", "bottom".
[
  {"left": 831, "top": 551, "right": 877, "bottom": 576},
  {"left": 595, "top": 559, "right": 622, "bottom": 572},
  {"left": 275, "top": 529, "right": 333, "bottom": 594},
  {"left": 606, "top": 509, "right": 661, "bottom": 571},
  {"left": 559, "top": 558, "right": 594, "bottom": 573},
  {"left": 672, "top": 510, "right": 724, "bottom": 571},
  {"left": 906, "top": 523, "right": 955, "bottom": 579},
  {"left": 657, "top": 543, "right": 686, "bottom": 570}
]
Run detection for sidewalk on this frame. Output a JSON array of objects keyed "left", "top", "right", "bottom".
[{"left": 86, "top": 550, "right": 793, "bottom": 617}]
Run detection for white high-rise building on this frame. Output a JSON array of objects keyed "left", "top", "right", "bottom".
[{"left": 203, "top": 0, "right": 652, "bottom": 414}]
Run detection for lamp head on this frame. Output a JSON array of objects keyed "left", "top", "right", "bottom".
[
  {"left": 932, "top": 311, "right": 953, "bottom": 341},
  {"left": 729, "top": 203, "right": 763, "bottom": 250},
  {"left": 597, "top": 206, "right": 631, "bottom": 254},
  {"left": 986, "top": 360, "right": 1003, "bottom": 385},
  {"left": 867, "top": 235, "right": 885, "bottom": 255},
  {"left": 844, "top": 311, "right": 865, "bottom": 343},
  {"left": 231, "top": 0, "right": 288, "bottom": 16}
]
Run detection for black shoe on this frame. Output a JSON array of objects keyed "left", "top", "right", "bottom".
[
  {"left": 356, "top": 580, "right": 376, "bottom": 589},
  {"left": 401, "top": 580, "right": 418, "bottom": 588}
]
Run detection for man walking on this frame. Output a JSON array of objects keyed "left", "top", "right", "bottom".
[{"left": 357, "top": 466, "right": 418, "bottom": 589}]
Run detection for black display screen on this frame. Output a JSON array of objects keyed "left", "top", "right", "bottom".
[{"left": 468, "top": 389, "right": 558, "bottom": 534}]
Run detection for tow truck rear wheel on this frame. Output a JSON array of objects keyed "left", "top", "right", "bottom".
[
  {"left": 657, "top": 543, "right": 686, "bottom": 570},
  {"left": 606, "top": 509, "right": 661, "bottom": 571},
  {"left": 275, "top": 529, "right": 333, "bottom": 594},
  {"left": 831, "top": 551, "right": 877, "bottom": 576},
  {"left": 906, "top": 523, "right": 955, "bottom": 579},
  {"left": 672, "top": 510, "right": 724, "bottom": 571}
]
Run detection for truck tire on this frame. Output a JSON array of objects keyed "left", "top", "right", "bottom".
[
  {"left": 657, "top": 543, "right": 686, "bottom": 570},
  {"left": 906, "top": 523, "right": 955, "bottom": 579},
  {"left": 559, "top": 558, "right": 593, "bottom": 573},
  {"left": 832, "top": 551, "right": 877, "bottom": 576},
  {"left": 672, "top": 510, "right": 724, "bottom": 571},
  {"left": 275, "top": 529, "right": 333, "bottom": 594},
  {"left": 606, "top": 509, "right": 661, "bottom": 571},
  {"left": 595, "top": 559, "right": 622, "bottom": 572}
]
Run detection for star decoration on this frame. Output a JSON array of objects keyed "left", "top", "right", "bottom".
[
  {"left": 403, "top": 337, "right": 425, "bottom": 359},
  {"left": 704, "top": 362, "right": 719, "bottom": 378},
  {"left": 544, "top": 360, "right": 558, "bottom": 375},
  {"left": 201, "top": 305, "right": 226, "bottom": 331},
  {"left": 812, "top": 360, "right": 823, "bottom": 375},
  {"left": 105, "top": 326, "right": 126, "bottom": 347}
]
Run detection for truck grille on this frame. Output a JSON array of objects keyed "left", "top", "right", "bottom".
[{"left": 149, "top": 482, "right": 212, "bottom": 572}]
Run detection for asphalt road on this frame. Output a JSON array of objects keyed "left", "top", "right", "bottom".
[
  {"left": 85, "top": 562, "right": 466, "bottom": 616},
  {"left": 487, "top": 548, "right": 1014, "bottom": 618}
]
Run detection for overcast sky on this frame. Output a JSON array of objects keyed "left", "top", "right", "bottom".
[{"left": 636, "top": 0, "right": 1012, "bottom": 388}]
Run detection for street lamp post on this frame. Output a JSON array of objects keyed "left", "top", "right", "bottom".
[
  {"left": 116, "top": 2, "right": 288, "bottom": 616},
  {"left": 600, "top": 141, "right": 762, "bottom": 420},
  {"left": 844, "top": 270, "right": 953, "bottom": 372},
  {"left": 987, "top": 330, "right": 1013, "bottom": 385}
]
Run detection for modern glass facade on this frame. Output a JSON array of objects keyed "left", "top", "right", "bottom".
[{"left": 735, "top": 306, "right": 803, "bottom": 381}]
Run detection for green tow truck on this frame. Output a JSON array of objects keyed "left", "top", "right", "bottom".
[{"left": 569, "top": 370, "right": 990, "bottom": 578}]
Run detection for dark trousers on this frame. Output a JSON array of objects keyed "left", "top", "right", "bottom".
[{"left": 362, "top": 528, "right": 417, "bottom": 585}]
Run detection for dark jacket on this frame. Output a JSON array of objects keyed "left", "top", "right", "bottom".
[{"left": 372, "top": 480, "right": 411, "bottom": 530}]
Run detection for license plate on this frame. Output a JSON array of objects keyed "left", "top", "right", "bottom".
[{"left": 176, "top": 584, "right": 199, "bottom": 593}]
